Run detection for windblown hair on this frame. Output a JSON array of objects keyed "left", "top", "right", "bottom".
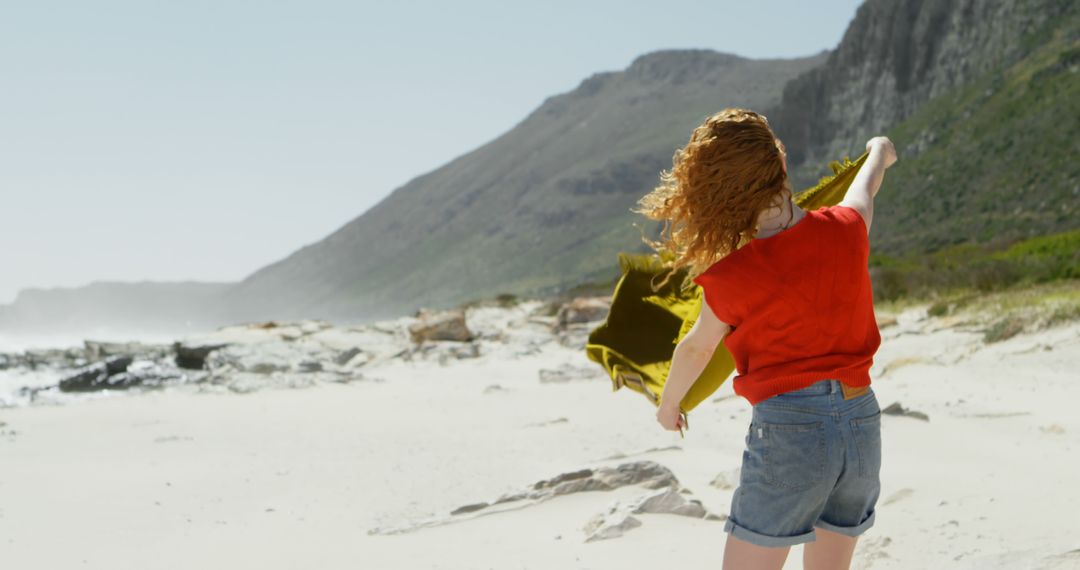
[{"left": 633, "top": 108, "right": 791, "bottom": 291}]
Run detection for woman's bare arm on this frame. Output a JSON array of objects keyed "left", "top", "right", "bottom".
[
  {"left": 839, "top": 136, "right": 898, "bottom": 233},
  {"left": 657, "top": 292, "right": 731, "bottom": 411}
]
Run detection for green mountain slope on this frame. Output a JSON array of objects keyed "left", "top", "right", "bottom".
[
  {"left": 873, "top": 17, "right": 1080, "bottom": 254},
  {"left": 226, "top": 0, "right": 1078, "bottom": 324}
]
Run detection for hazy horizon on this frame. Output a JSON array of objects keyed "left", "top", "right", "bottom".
[{"left": 1, "top": 0, "right": 862, "bottom": 304}]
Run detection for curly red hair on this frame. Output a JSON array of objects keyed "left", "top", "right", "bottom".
[{"left": 633, "top": 108, "right": 791, "bottom": 290}]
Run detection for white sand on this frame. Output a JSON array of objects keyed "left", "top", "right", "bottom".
[{"left": 1, "top": 310, "right": 1078, "bottom": 569}]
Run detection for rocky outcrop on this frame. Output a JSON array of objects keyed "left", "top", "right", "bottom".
[
  {"left": 58, "top": 356, "right": 134, "bottom": 392},
  {"left": 583, "top": 486, "right": 722, "bottom": 542},
  {"left": 554, "top": 297, "right": 610, "bottom": 330},
  {"left": 57, "top": 356, "right": 194, "bottom": 393},
  {"left": 408, "top": 308, "right": 473, "bottom": 343},
  {"left": 369, "top": 460, "right": 724, "bottom": 539},
  {"left": 772, "top": 0, "right": 1073, "bottom": 187},
  {"left": 174, "top": 340, "right": 229, "bottom": 370}
]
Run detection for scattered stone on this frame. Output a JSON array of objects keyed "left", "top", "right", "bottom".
[
  {"left": 105, "top": 361, "right": 190, "bottom": 390},
  {"left": 450, "top": 501, "right": 490, "bottom": 516},
  {"left": 631, "top": 487, "right": 709, "bottom": 517},
  {"left": 300, "top": 320, "right": 331, "bottom": 335},
  {"left": 174, "top": 340, "right": 229, "bottom": 370},
  {"left": 205, "top": 341, "right": 316, "bottom": 375},
  {"left": 58, "top": 356, "right": 134, "bottom": 392},
  {"left": 493, "top": 490, "right": 529, "bottom": 505},
  {"left": 58, "top": 355, "right": 197, "bottom": 393},
  {"left": 532, "top": 468, "right": 594, "bottom": 491},
  {"left": 370, "top": 461, "right": 697, "bottom": 536},
  {"left": 882, "top": 402, "right": 930, "bottom": 421},
  {"left": 409, "top": 309, "right": 473, "bottom": 343},
  {"left": 401, "top": 339, "right": 481, "bottom": 364},
  {"left": 538, "top": 363, "right": 604, "bottom": 383},
  {"left": 583, "top": 512, "right": 642, "bottom": 542},
  {"left": 583, "top": 486, "right": 723, "bottom": 542},
  {"left": 554, "top": 323, "right": 597, "bottom": 350},
  {"left": 709, "top": 467, "right": 741, "bottom": 490},
  {"left": 212, "top": 372, "right": 319, "bottom": 394},
  {"left": 251, "top": 321, "right": 281, "bottom": 329},
  {"left": 554, "top": 297, "right": 610, "bottom": 330},
  {"left": 334, "top": 347, "right": 364, "bottom": 366},
  {"left": 84, "top": 340, "right": 155, "bottom": 360},
  {"left": 539, "top": 461, "right": 679, "bottom": 496}
]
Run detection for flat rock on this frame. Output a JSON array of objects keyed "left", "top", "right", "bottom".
[
  {"left": 58, "top": 356, "right": 134, "bottom": 392},
  {"left": 409, "top": 309, "right": 473, "bottom": 343}
]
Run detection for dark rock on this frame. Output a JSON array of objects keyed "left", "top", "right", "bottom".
[
  {"left": 106, "top": 364, "right": 189, "bottom": 390},
  {"left": 882, "top": 402, "right": 930, "bottom": 421},
  {"left": 533, "top": 468, "right": 594, "bottom": 491},
  {"left": 334, "top": 347, "right": 363, "bottom": 366},
  {"left": 58, "top": 356, "right": 134, "bottom": 392},
  {"left": 450, "top": 502, "right": 489, "bottom": 516},
  {"left": 174, "top": 340, "right": 229, "bottom": 370},
  {"left": 554, "top": 297, "right": 610, "bottom": 330}
]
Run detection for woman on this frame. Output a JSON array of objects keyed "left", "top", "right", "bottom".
[{"left": 634, "top": 108, "right": 898, "bottom": 570}]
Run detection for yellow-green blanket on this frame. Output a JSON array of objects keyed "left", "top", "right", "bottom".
[{"left": 585, "top": 152, "right": 870, "bottom": 428}]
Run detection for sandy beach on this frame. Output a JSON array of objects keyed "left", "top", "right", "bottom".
[{"left": 2, "top": 300, "right": 1079, "bottom": 570}]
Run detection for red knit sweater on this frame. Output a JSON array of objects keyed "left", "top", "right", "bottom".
[{"left": 691, "top": 204, "right": 881, "bottom": 405}]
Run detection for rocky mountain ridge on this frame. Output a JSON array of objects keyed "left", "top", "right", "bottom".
[{"left": 3, "top": 0, "right": 1076, "bottom": 333}]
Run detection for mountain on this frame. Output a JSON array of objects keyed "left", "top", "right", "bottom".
[
  {"left": 770, "top": 0, "right": 1079, "bottom": 254},
  {"left": 0, "top": 281, "right": 230, "bottom": 337},
  {"left": 866, "top": 3, "right": 1079, "bottom": 253},
  {"left": 227, "top": 0, "right": 1077, "bottom": 323},
  {"left": 219, "top": 50, "right": 828, "bottom": 322},
  {"left": 3, "top": 0, "right": 1077, "bottom": 334}
]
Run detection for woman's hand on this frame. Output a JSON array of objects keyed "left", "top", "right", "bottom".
[
  {"left": 865, "top": 136, "right": 898, "bottom": 169},
  {"left": 656, "top": 402, "right": 686, "bottom": 432}
]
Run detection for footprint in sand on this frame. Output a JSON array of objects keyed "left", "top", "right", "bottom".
[
  {"left": 1039, "top": 424, "right": 1066, "bottom": 435},
  {"left": 883, "top": 488, "right": 914, "bottom": 505},
  {"left": 852, "top": 535, "right": 892, "bottom": 568},
  {"left": 524, "top": 417, "right": 569, "bottom": 427}
]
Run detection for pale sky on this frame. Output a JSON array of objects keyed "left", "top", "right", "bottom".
[{"left": 0, "top": 0, "right": 863, "bottom": 303}]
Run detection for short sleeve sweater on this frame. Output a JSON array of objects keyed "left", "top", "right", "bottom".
[{"left": 691, "top": 204, "right": 881, "bottom": 405}]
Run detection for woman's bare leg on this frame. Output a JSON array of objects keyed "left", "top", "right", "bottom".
[
  {"left": 803, "top": 527, "right": 858, "bottom": 570},
  {"left": 722, "top": 534, "right": 791, "bottom": 570}
]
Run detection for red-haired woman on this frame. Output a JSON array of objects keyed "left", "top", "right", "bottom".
[{"left": 636, "top": 108, "right": 898, "bottom": 570}]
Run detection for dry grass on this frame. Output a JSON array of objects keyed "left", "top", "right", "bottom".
[{"left": 877, "top": 279, "right": 1080, "bottom": 342}]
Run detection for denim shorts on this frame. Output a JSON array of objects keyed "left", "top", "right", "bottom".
[{"left": 724, "top": 379, "right": 882, "bottom": 548}]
